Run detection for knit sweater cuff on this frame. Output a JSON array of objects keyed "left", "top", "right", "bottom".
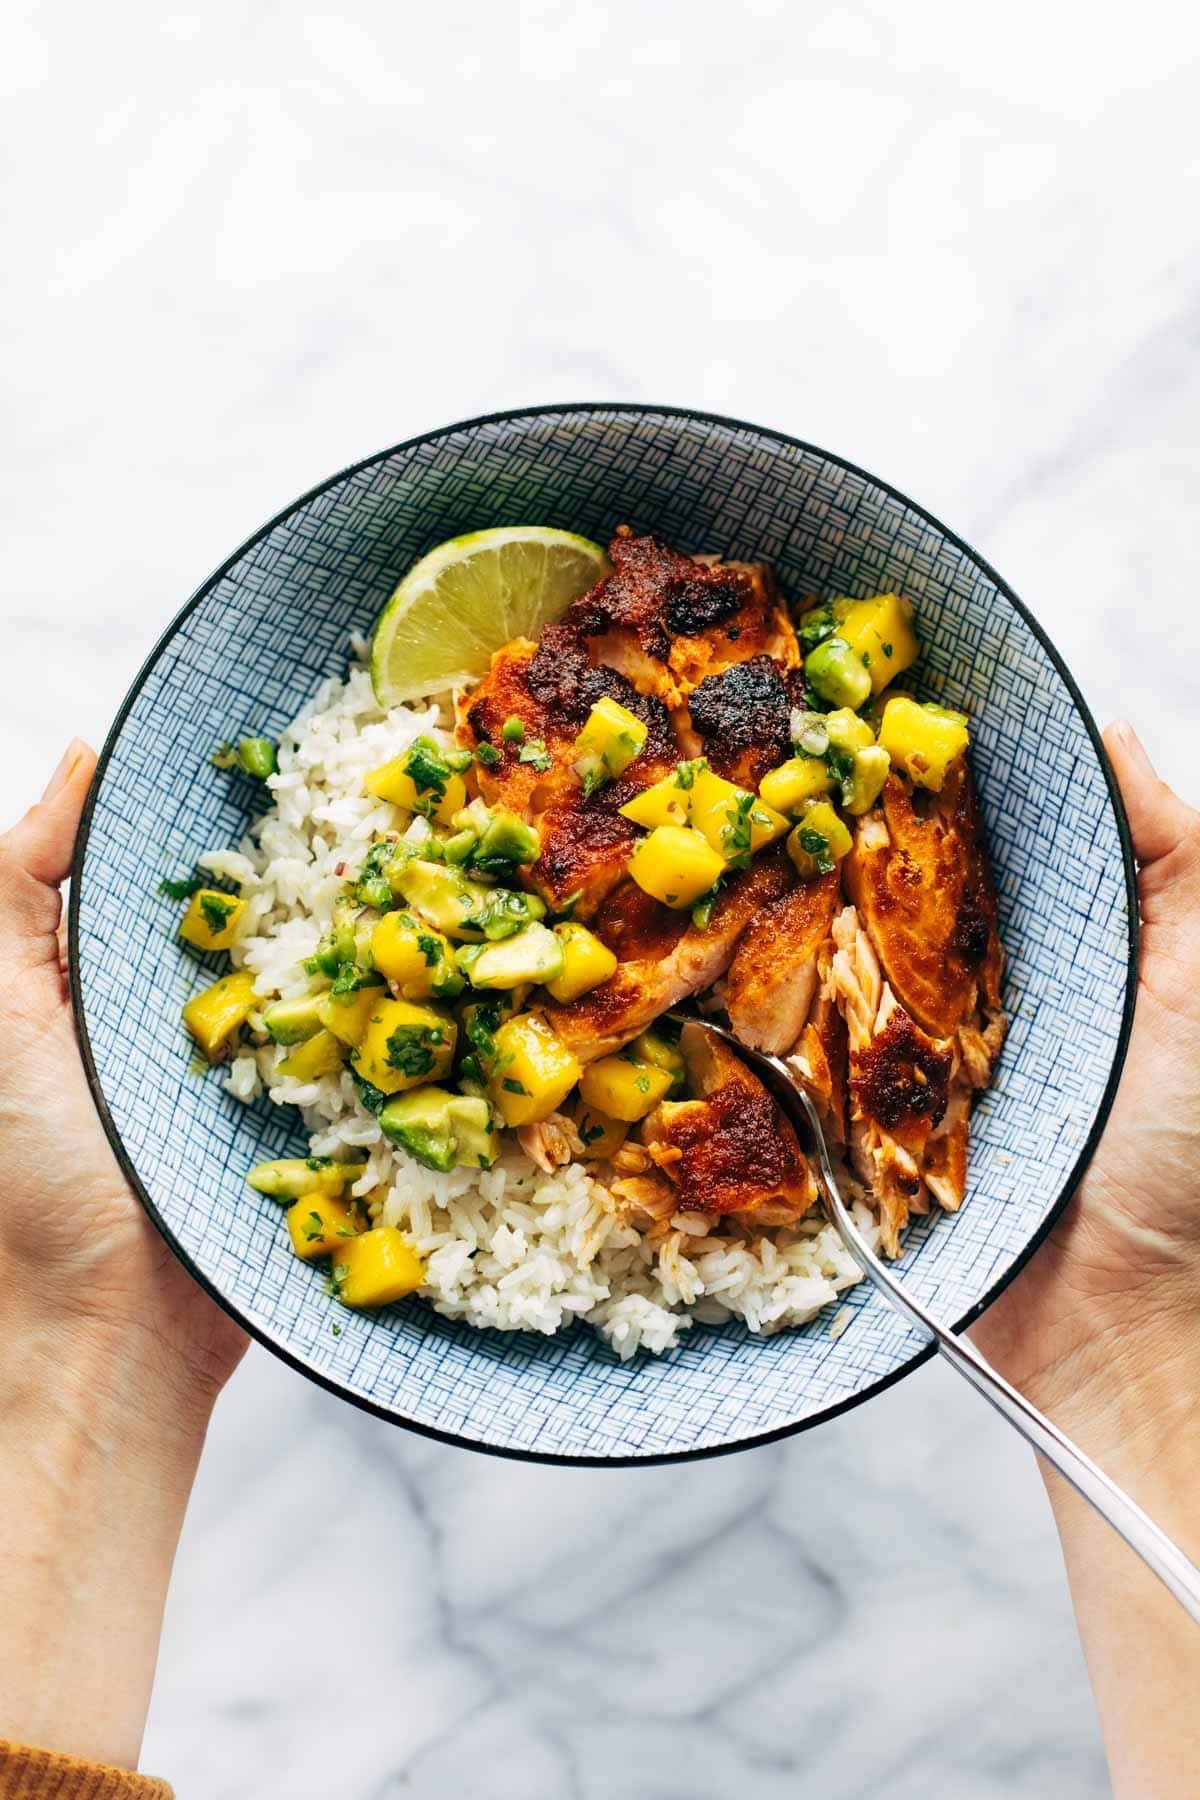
[{"left": 0, "top": 1741, "right": 172, "bottom": 1798}]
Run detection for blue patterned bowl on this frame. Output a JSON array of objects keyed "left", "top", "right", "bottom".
[{"left": 70, "top": 405, "right": 1137, "bottom": 1463}]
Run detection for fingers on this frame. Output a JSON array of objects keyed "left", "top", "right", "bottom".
[
  {"left": 0, "top": 743, "right": 98, "bottom": 952},
  {"left": 1103, "top": 722, "right": 1198, "bottom": 870}
]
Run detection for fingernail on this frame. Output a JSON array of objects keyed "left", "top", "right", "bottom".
[
  {"left": 1111, "top": 719, "right": 1157, "bottom": 778},
  {"left": 41, "top": 740, "right": 83, "bottom": 803}
]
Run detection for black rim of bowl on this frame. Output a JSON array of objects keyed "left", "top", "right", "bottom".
[{"left": 67, "top": 402, "right": 1141, "bottom": 1468}]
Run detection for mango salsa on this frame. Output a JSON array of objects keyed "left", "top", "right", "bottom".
[
  {"left": 573, "top": 696, "right": 647, "bottom": 791},
  {"left": 285, "top": 1193, "right": 366, "bottom": 1261},
  {"left": 487, "top": 1012, "right": 582, "bottom": 1127},
  {"left": 363, "top": 748, "right": 467, "bottom": 826},
  {"left": 278, "top": 1027, "right": 345, "bottom": 1081},
  {"left": 688, "top": 769, "right": 789, "bottom": 864},
  {"left": 179, "top": 888, "right": 246, "bottom": 952},
  {"left": 618, "top": 773, "right": 691, "bottom": 831},
  {"left": 543, "top": 923, "right": 618, "bottom": 1003},
  {"left": 878, "top": 696, "right": 969, "bottom": 792},
  {"left": 836, "top": 593, "right": 919, "bottom": 696},
  {"left": 182, "top": 969, "right": 259, "bottom": 1061},
  {"left": 334, "top": 1226, "right": 425, "bottom": 1308},
  {"left": 758, "top": 756, "right": 834, "bottom": 815},
  {"left": 356, "top": 998, "right": 457, "bottom": 1095},
  {"left": 628, "top": 825, "right": 725, "bottom": 908},
  {"left": 580, "top": 1054, "right": 674, "bottom": 1122},
  {"left": 316, "top": 985, "right": 384, "bottom": 1047},
  {"left": 786, "top": 801, "right": 854, "bottom": 880},
  {"left": 371, "top": 911, "right": 460, "bottom": 1000}
]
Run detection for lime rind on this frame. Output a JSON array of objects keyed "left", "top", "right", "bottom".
[{"left": 370, "top": 526, "right": 608, "bottom": 707}]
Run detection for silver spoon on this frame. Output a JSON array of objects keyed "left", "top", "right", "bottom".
[{"left": 666, "top": 1011, "right": 1200, "bottom": 1624}]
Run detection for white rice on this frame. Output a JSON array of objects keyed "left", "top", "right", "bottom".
[{"left": 215, "top": 646, "right": 874, "bottom": 1358}]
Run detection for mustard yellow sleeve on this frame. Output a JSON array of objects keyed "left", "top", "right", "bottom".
[{"left": 0, "top": 1741, "right": 172, "bottom": 1799}]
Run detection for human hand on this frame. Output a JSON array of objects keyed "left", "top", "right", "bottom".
[
  {"left": 0, "top": 739, "right": 247, "bottom": 1412},
  {"left": 0, "top": 741, "right": 246, "bottom": 1768},
  {"left": 972, "top": 721, "right": 1200, "bottom": 1456}
]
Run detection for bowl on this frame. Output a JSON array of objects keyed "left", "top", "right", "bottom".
[{"left": 70, "top": 404, "right": 1137, "bottom": 1464}]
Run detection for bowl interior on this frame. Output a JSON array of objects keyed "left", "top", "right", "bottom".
[{"left": 72, "top": 406, "right": 1134, "bottom": 1462}]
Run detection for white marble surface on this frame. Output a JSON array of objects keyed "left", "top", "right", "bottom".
[{"left": 5, "top": 3, "right": 1199, "bottom": 1793}]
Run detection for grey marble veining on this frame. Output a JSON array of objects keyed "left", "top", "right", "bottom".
[{"left": 6, "top": 2, "right": 1199, "bottom": 1793}]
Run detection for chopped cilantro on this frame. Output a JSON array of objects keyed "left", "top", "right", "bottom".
[
  {"left": 519, "top": 739, "right": 553, "bottom": 773},
  {"left": 416, "top": 932, "right": 441, "bottom": 967},
  {"left": 403, "top": 736, "right": 453, "bottom": 806},
  {"left": 385, "top": 1024, "right": 443, "bottom": 1077},
  {"left": 720, "top": 793, "right": 755, "bottom": 869},
  {"left": 158, "top": 872, "right": 202, "bottom": 902},
  {"left": 349, "top": 1070, "right": 388, "bottom": 1115},
  {"left": 580, "top": 764, "right": 608, "bottom": 800},
  {"left": 209, "top": 742, "right": 237, "bottom": 770},
  {"left": 635, "top": 1074, "right": 650, "bottom": 1094},
  {"left": 580, "top": 1121, "right": 605, "bottom": 1146},
  {"left": 331, "top": 1321, "right": 342, "bottom": 1336},
  {"left": 882, "top": 642, "right": 894, "bottom": 658},
  {"left": 305, "top": 1157, "right": 333, "bottom": 1171},
  {"left": 861, "top": 651, "right": 871, "bottom": 667},
  {"left": 198, "top": 892, "right": 235, "bottom": 935},
  {"left": 355, "top": 840, "right": 396, "bottom": 911},
  {"left": 474, "top": 742, "right": 502, "bottom": 769},
  {"left": 502, "top": 1077, "right": 527, "bottom": 1095},
  {"left": 673, "top": 757, "right": 708, "bottom": 790},
  {"left": 304, "top": 1210, "right": 325, "bottom": 1243}
]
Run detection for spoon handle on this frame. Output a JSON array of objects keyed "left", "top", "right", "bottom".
[{"left": 770, "top": 1059, "right": 1200, "bottom": 1624}]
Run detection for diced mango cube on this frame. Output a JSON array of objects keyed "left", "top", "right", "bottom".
[
  {"left": 487, "top": 1013, "right": 582, "bottom": 1127},
  {"left": 786, "top": 801, "right": 854, "bottom": 880},
  {"left": 334, "top": 1227, "right": 425, "bottom": 1307},
  {"left": 573, "top": 696, "right": 648, "bottom": 788},
  {"left": 182, "top": 969, "right": 259, "bottom": 1061},
  {"left": 278, "top": 1027, "right": 345, "bottom": 1080},
  {"left": 837, "top": 593, "right": 919, "bottom": 696},
  {"left": 758, "top": 756, "right": 834, "bottom": 815},
  {"left": 356, "top": 998, "right": 457, "bottom": 1095},
  {"left": 179, "top": 888, "right": 246, "bottom": 952},
  {"left": 316, "top": 985, "right": 384, "bottom": 1046},
  {"left": 688, "top": 769, "right": 789, "bottom": 862},
  {"left": 878, "top": 696, "right": 969, "bottom": 792},
  {"left": 573, "top": 1103, "right": 628, "bottom": 1159},
  {"left": 580, "top": 1055, "right": 674, "bottom": 1122},
  {"left": 371, "top": 911, "right": 459, "bottom": 1000},
  {"left": 543, "top": 923, "right": 618, "bottom": 1003},
  {"left": 363, "top": 755, "right": 466, "bottom": 825},
  {"left": 618, "top": 774, "right": 691, "bottom": 831},
  {"left": 285, "top": 1193, "right": 366, "bottom": 1261},
  {"left": 628, "top": 825, "right": 725, "bottom": 908}
]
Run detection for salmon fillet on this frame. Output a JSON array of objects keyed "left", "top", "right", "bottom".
[
  {"left": 642, "top": 1022, "right": 817, "bottom": 1226},
  {"left": 547, "top": 853, "right": 793, "bottom": 1061},
  {"left": 724, "top": 871, "right": 840, "bottom": 1054}
]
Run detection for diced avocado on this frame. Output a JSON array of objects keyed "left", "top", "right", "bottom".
[
  {"left": 841, "top": 745, "right": 891, "bottom": 816},
  {"left": 312, "top": 904, "right": 359, "bottom": 976},
  {"left": 393, "top": 860, "right": 496, "bottom": 939},
  {"left": 246, "top": 1156, "right": 366, "bottom": 1200},
  {"left": 441, "top": 829, "right": 478, "bottom": 865},
  {"left": 379, "top": 1086, "right": 459, "bottom": 1171},
  {"left": 379, "top": 1087, "right": 502, "bottom": 1171},
  {"left": 472, "top": 810, "right": 541, "bottom": 874},
  {"left": 446, "top": 1095, "right": 502, "bottom": 1169},
  {"left": 262, "top": 995, "right": 327, "bottom": 1045},
  {"left": 236, "top": 736, "right": 278, "bottom": 778},
  {"left": 457, "top": 922, "right": 565, "bottom": 990},
  {"left": 823, "top": 708, "right": 875, "bottom": 754},
  {"left": 795, "top": 595, "right": 855, "bottom": 652},
  {"left": 804, "top": 636, "right": 872, "bottom": 710}
]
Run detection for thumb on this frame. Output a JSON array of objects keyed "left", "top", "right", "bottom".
[
  {"left": 1104, "top": 721, "right": 1200, "bottom": 937},
  {"left": 1104, "top": 721, "right": 1197, "bottom": 868},
  {"left": 0, "top": 742, "right": 97, "bottom": 952}
]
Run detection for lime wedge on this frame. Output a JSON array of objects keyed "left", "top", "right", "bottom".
[{"left": 370, "top": 527, "right": 610, "bottom": 707}]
